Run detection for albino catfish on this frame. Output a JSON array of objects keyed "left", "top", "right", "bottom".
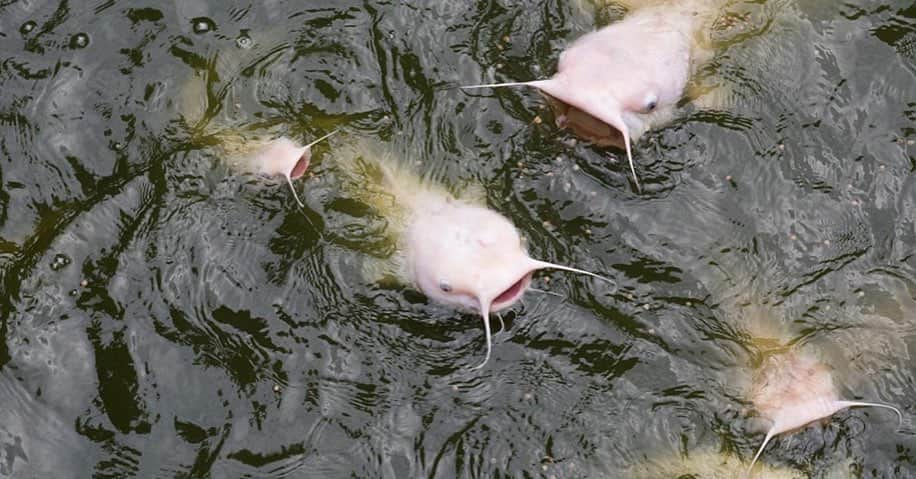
[
  {"left": 747, "top": 349, "right": 902, "bottom": 473},
  {"left": 627, "top": 449, "right": 806, "bottom": 479},
  {"left": 177, "top": 27, "right": 338, "bottom": 207},
  {"left": 207, "top": 131, "right": 337, "bottom": 207},
  {"left": 330, "top": 140, "right": 615, "bottom": 369},
  {"left": 463, "top": 0, "right": 724, "bottom": 190}
]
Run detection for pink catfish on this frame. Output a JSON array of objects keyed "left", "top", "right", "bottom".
[
  {"left": 747, "top": 350, "right": 902, "bottom": 473},
  {"left": 228, "top": 130, "right": 337, "bottom": 207},
  {"left": 463, "top": 1, "right": 717, "bottom": 190},
  {"left": 174, "top": 30, "right": 337, "bottom": 207},
  {"left": 335, "top": 141, "right": 616, "bottom": 369},
  {"left": 404, "top": 193, "right": 614, "bottom": 368}
]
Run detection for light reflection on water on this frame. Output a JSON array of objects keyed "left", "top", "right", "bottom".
[{"left": 0, "top": 0, "right": 915, "bottom": 477}]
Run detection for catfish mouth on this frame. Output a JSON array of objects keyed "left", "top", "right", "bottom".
[
  {"left": 289, "top": 152, "right": 311, "bottom": 180},
  {"left": 490, "top": 273, "right": 533, "bottom": 311},
  {"left": 546, "top": 95, "right": 626, "bottom": 149}
]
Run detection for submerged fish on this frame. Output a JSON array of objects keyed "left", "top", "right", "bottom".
[
  {"left": 463, "top": 0, "right": 725, "bottom": 190},
  {"left": 626, "top": 449, "right": 807, "bottom": 479},
  {"left": 207, "top": 130, "right": 337, "bottom": 207},
  {"left": 331, "top": 140, "right": 615, "bottom": 368},
  {"left": 177, "top": 29, "right": 336, "bottom": 206},
  {"left": 718, "top": 304, "right": 902, "bottom": 473},
  {"left": 747, "top": 348, "right": 902, "bottom": 473}
]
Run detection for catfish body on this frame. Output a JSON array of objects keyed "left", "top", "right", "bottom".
[
  {"left": 177, "top": 29, "right": 336, "bottom": 205},
  {"left": 465, "top": 0, "right": 722, "bottom": 189},
  {"left": 701, "top": 296, "right": 900, "bottom": 471},
  {"left": 747, "top": 349, "right": 901, "bottom": 471},
  {"left": 332, "top": 141, "right": 614, "bottom": 368},
  {"left": 626, "top": 449, "right": 806, "bottom": 479},
  {"left": 549, "top": 1, "right": 703, "bottom": 146}
]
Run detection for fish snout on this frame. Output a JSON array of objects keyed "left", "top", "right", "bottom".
[
  {"left": 488, "top": 272, "right": 534, "bottom": 312},
  {"left": 546, "top": 95, "right": 627, "bottom": 149}
]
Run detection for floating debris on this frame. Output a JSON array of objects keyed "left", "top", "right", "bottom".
[
  {"left": 191, "top": 17, "right": 216, "bottom": 34},
  {"left": 70, "top": 33, "right": 90, "bottom": 49}
]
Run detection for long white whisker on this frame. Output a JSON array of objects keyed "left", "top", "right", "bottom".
[
  {"left": 620, "top": 125, "right": 641, "bottom": 193},
  {"left": 836, "top": 400, "right": 904, "bottom": 429},
  {"left": 531, "top": 260, "right": 616, "bottom": 289},
  {"left": 471, "top": 306, "right": 492, "bottom": 370},
  {"left": 303, "top": 129, "right": 339, "bottom": 149},
  {"left": 746, "top": 428, "right": 776, "bottom": 478},
  {"left": 286, "top": 174, "right": 305, "bottom": 208},
  {"left": 460, "top": 81, "right": 538, "bottom": 90}
]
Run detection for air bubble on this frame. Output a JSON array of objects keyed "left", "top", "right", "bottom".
[
  {"left": 20, "top": 21, "right": 36, "bottom": 34},
  {"left": 191, "top": 17, "right": 216, "bottom": 34},
  {"left": 70, "top": 33, "right": 90, "bottom": 49},
  {"left": 236, "top": 34, "right": 252, "bottom": 49},
  {"left": 51, "top": 254, "right": 71, "bottom": 271}
]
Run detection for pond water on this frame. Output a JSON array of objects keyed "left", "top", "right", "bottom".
[{"left": 1, "top": 0, "right": 915, "bottom": 477}]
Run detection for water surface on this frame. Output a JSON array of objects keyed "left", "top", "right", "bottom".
[{"left": 1, "top": 0, "right": 916, "bottom": 477}]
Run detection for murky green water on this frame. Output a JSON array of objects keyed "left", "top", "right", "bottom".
[{"left": 1, "top": 1, "right": 915, "bottom": 477}]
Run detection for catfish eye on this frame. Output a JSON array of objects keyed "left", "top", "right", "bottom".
[
  {"left": 439, "top": 280, "right": 452, "bottom": 293},
  {"left": 643, "top": 93, "right": 658, "bottom": 113}
]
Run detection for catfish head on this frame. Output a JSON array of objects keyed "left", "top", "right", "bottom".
[
  {"left": 241, "top": 130, "right": 337, "bottom": 207},
  {"left": 746, "top": 350, "right": 902, "bottom": 474},
  {"left": 404, "top": 195, "right": 614, "bottom": 369},
  {"left": 463, "top": 6, "right": 695, "bottom": 191}
]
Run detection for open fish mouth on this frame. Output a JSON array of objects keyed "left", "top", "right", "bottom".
[
  {"left": 290, "top": 152, "right": 311, "bottom": 179},
  {"left": 546, "top": 96, "right": 626, "bottom": 149},
  {"left": 461, "top": 81, "right": 641, "bottom": 190},
  {"left": 490, "top": 273, "right": 533, "bottom": 311}
]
